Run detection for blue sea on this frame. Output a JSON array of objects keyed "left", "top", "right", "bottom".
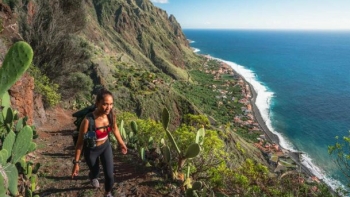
[{"left": 184, "top": 29, "right": 350, "bottom": 190}]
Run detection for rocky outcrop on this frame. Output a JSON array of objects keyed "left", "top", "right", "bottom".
[
  {"left": 0, "top": 5, "right": 46, "bottom": 127},
  {"left": 93, "top": 0, "right": 192, "bottom": 71},
  {"left": 8, "top": 73, "right": 37, "bottom": 125}
]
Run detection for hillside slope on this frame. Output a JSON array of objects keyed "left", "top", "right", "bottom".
[{"left": 14, "top": 0, "right": 202, "bottom": 125}]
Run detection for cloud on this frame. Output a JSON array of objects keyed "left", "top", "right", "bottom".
[{"left": 151, "top": 0, "right": 169, "bottom": 3}]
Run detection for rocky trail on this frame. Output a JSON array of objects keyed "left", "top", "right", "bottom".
[{"left": 34, "top": 107, "right": 178, "bottom": 197}]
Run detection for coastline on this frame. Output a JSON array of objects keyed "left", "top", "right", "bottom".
[
  {"left": 211, "top": 56, "right": 318, "bottom": 178},
  {"left": 246, "top": 78, "right": 315, "bottom": 177}
]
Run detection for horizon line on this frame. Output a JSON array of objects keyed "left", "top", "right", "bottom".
[{"left": 182, "top": 28, "right": 350, "bottom": 31}]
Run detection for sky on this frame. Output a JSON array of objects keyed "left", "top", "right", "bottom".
[{"left": 150, "top": 0, "right": 350, "bottom": 30}]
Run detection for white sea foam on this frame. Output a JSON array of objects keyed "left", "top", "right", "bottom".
[
  {"left": 192, "top": 47, "right": 200, "bottom": 53},
  {"left": 218, "top": 59, "right": 296, "bottom": 149},
  {"left": 209, "top": 57, "right": 346, "bottom": 194},
  {"left": 188, "top": 39, "right": 195, "bottom": 43},
  {"left": 301, "top": 153, "right": 346, "bottom": 194}
]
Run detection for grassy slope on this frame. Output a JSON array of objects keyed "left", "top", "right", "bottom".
[{"left": 74, "top": 0, "right": 267, "bottom": 165}]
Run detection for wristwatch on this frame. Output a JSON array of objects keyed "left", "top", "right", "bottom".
[{"left": 72, "top": 160, "right": 80, "bottom": 164}]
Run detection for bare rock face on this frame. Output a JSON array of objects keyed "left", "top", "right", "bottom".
[
  {"left": 33, "top": 93, "right": 47, "bottom": 127},
  {"left": 1, "top": 2, "right": 46, "bottom": 127},
  {"left": 9, "top": 73, "right": 47, "bottom": 127},
  {"left": 9, "top": 73, "right": 35, "bottom": 125}
]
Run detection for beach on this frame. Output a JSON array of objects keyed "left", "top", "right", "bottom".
[
  {"left": 204, "top": 56, "right": 318, "bottom": 179},
  {"left": 247, "top": 77, "right": 315, "bottom": 177},
  {"left": 187, "top": 29, "right": 348, "bottom": 193}
]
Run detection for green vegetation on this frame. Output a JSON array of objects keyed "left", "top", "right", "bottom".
[
  {"left": 28, "top": 65, "right": 61, "bottom": 107},
  {"left": 0, "top": 41, "right": 33, "bottom": 98},
  {"left": 329, "top": 133, "right": 350, "bottom": 195},
  {"left": 19, "top": 0, "right": 90, "bottom": 100},
  {"left": 1, "top": 1, "right": 340, "bottom": 196},
  {"left": 0, "top": 41, "right": 40, "bottom": 197},
  {"left": 173, "top": 59, "right": 243, "bottom": 125},
  {"left": 108, "top": 108, "right": 335, "bottom": 196}
]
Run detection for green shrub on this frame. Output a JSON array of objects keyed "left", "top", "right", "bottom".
[
  {"left": 65, "top": 72, "right": 93, "bottom": 98},
  {"left": 172, "top": 124, "right": 228, "bottom": 187},
  {"left": 196, "top": 129, "right": 228, "bottom": 187},
  {"left": 135, "top": 119, "right": 165, "bottom": 148},
  {"left": 28, "top": 65, "right": 61, "bottom": 107},
  {"left": 184, "top": 114, "right": 210, "bottom": 128}
]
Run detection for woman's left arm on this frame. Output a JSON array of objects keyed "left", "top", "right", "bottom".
[{"left": 112, "top": 122, "right": 127, "bottom": 154}]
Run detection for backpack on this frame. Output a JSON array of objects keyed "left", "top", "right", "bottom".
[{"left": 72, "top": 105, "right": 96, "bottom": 146}]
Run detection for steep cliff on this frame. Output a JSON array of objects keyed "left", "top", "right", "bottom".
[{"left": 2, "top": 0, "right": 201, "bottom": 126}]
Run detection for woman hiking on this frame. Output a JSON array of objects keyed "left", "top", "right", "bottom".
[{"left": 71, "top": 88, "right": 127, "bottom": 197}]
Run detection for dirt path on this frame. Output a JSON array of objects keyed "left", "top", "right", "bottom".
[{"left": 34, "top": 107, "right": 177, "bottom": 197}]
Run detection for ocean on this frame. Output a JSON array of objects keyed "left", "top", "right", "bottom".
[{"left": 184, "top": 29, "right": 350, "bottom": 191}]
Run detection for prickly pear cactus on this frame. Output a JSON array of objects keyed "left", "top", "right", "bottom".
[
  {"left": 162, "top": 108, "right": 181, "bottom": 155},
  {"left": 162, "top": 108, "right": 170, "bottom": 130},
  {"left": 195, "top": 128, "right": 205, "bottom": 146},
  {"left": 0, "top": 41, "right": 39, "bottom": 196},
  {"left": 2, "top": 131, "right": 16, "bottom": 160},
  {"left": 11, "top": 125, "right": 33, "bottom": 163},
  {"left": 184, "top": 143, "right": 200, "bottom": 159},
  {"left": 0, "top": 41, "right": 33, "bottom": 98},
  {"left": 162, "top": 145, "right": 171, "bottom": 163},
  {"left": 131, "top": 120, "right": 138, "bottom": 134},
  {"left": 0, "top": 91, "right": 11, "bottom": 108},
  {"left": 161, "top": 107, "right": 205, "bottom": 174},
  {"left": 6, "top": 163, "right": 18, "bottom": 195},
  {"left": 0, "top": 174, "right": 5, "bottom": 196},
  {"left": 120, "top": 120, "right": 126, "bottom": 140},
  {"left": 165, "top": 129, "right": 181, "bottom": 155}
]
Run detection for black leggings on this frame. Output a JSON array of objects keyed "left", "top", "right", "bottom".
[{"left": 84, "top": 140, "right": 114, "bottom": 192}]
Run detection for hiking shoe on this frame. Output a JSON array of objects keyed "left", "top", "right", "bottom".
[
  {"left": 105, "top": 192, "right": 113, "bottom": 197},
  {"left": 91, "top": 178, "right": 99, "bottom": 188}
]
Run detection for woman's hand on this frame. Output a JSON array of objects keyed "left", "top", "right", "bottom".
[
  {"left": 71, "top": 164, "right": 80, "bottom": 178},
  {"left": 120, "top": 143, "right": 127, "bottom": 154}
]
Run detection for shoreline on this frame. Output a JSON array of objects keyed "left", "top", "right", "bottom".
[
  {"left": 247, "top": 79, "right": 315, "bottom": 177},
  {"left": 199, "top": 53, "right": 338, "bottom": 194},
  {"left": 211, "top": 56, "right": 319, "bottom": 179},
  {"left": 242, "top": 68, "right": 341, "bottom": 194}
]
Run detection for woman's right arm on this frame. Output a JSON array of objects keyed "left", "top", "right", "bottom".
[{"left": 71, "top": 118, "right": 89, "bottom": 178}]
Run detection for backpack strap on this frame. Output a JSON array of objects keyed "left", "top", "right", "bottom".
[{"left": 85, "top": 113, "right": 95, "bottom": 131}]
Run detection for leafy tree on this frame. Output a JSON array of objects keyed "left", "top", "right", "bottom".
[{"left": 328, "top": 132, "right": 350, "bottom": 187}]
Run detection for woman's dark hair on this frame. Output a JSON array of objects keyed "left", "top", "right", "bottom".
[{"left": 95, "top": 88, "right": 115, "bottom": 127}]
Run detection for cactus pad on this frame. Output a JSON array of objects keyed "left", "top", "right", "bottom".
[
  {"left": 184, "top": 143, "right": 200, "bottom": 159},
  {"left": 0, "top": 174, "right": 6, "bottom": 196},
  {"left": 2, "top": 130, "right": 16, "bottom": 158},
  {"left": 131, "top": 121, "right": 138, "bottom": 134},
  {"left": 15, "top": 117, "right": 25, "bottom": 132},
  {"left": 11, "top": 125, "right": 33, "bottom": 163},
  {"left": 0, "top": 41, "right": 33, "bottom": 98},
  {"left": 5, "top": 163, "right": 19, "bottom": 195},
  {"left": 27, "top": 142, "right": 37, "bottom": 153},
  {"left": 0, "top": 91, "right": 11, "bottom": 108},
  {"left": 165, "top": 129, "right": 181, "bottom": 155},
  {"left": 161, "top": 145, "right": 171, "bottom": 163},
  {"left": 162, "top": 108, "right": 170, "bottom": 130},
  {"left": 140, "top": 147, "right": 145, "bottom": 161},
  {"left": 195, "top": 128, "right": 205, "bottom": 146},
  {"left": 0, "top": 150, "right": 8, "bottom": 165}
]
